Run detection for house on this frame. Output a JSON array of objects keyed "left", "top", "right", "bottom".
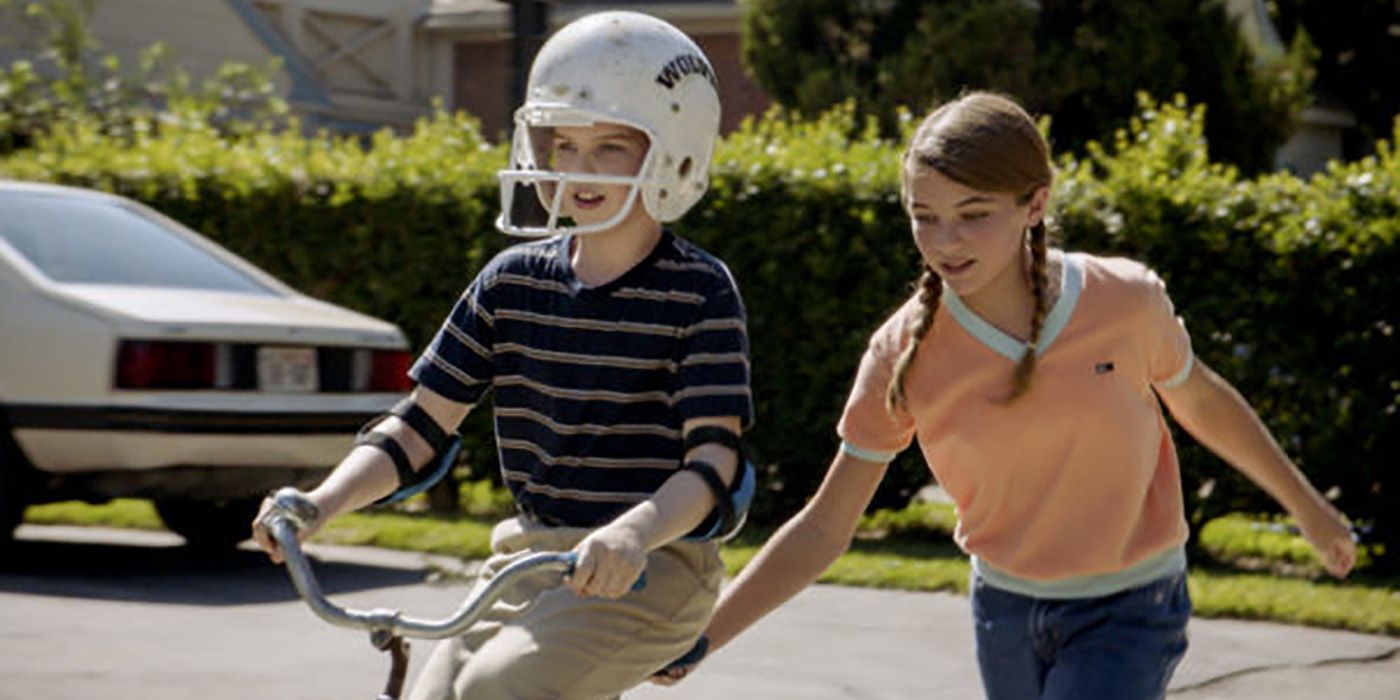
[
  {"left": 427, "top": 1, "right": 770, "bottom": 139},
  {"left": 0, "top": 0, "right": 769, "bottom": 141},
  {"left": 1224, "top": 0, "right": 1358, "bottom": 175}
]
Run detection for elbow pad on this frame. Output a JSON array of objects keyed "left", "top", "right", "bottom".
[
  {"left": 681, "top": 425, "right": 756, "bottom": 542},
  {"left": 355, "top": 397, "right": 462, "bottom": 505}
]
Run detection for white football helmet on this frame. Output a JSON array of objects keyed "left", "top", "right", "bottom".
[{"left": 496, "top": 11, "right": 722, "bottom": 237}]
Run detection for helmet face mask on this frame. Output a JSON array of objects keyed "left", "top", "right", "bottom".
[
  {"left": 496, "top": 12, "right": 721, "bottom": 238},
  {"left": 499, "top": 108, "right": 659, "bottom": 237}
]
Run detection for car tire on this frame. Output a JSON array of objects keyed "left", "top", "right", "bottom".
[
  {"left": 0, "top": 411, "right": 38, "bottom": 543},
  {"left": 155, "top": 496, "right": 262, "bottom": 551},
  {"left": 0, "top": 426, "right": 34, "bottom": 547}
]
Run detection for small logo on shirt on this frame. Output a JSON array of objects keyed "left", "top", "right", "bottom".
[{"left": 1095, "top": 361, "right": 1116, "bottom": 375}]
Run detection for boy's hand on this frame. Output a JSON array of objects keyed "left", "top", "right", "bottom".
[
  {"left": 1296, "top": 501, "right": 1357, "bottom": 578},
  {"left": 250, "top": 490, "right": 323, "bottom": 565},
  {"left": 567, "top": 525, "right": 647, "bottom": 598}
]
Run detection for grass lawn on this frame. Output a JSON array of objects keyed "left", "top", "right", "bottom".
[{"left": 22, "top": 496, "right": 1400, "bottom": 637}]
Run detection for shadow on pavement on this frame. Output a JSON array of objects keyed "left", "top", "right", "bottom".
[{"left": 0, "top": 538, "right": 426, "bottom": 606}]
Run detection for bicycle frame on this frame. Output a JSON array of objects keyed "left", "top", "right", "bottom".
[{"left": 262, "top": 487, "right": 578, "bottom": 699}]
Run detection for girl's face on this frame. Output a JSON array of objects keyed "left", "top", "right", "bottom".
[
  {"left": 905, "top": 166, "right": 1048, "bottom": 299},
  {"left": 549, "top": 122, "right": 650, "bottom": 228}
]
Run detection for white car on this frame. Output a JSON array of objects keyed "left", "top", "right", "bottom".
[{"left": 0, "top": 181, "right": 413, "bottom": 548}]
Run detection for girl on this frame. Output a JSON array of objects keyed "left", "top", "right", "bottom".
[
  {"left": 253, "top": 12, "right": 752, "bottom": 700},
  {"left": 658, "top": 92, "right": 1355, "bottom": 699}
]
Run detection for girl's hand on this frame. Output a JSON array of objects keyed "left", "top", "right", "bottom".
[
  {"left": 650, "top": 635, "right": 709, "bottom": 686},
  {"left": 567, "top": 525, "right": 647, "bottom": 598},
  {"left": 649, "top": 665, "right": 692, "bottom": 686},
  {"left": 1296, "top": 501, "right": 1357, "bottom": 578}
]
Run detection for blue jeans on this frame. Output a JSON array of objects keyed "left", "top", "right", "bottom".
[{"left": 971, "top": 571, "right": 1191, "bottom": 700}]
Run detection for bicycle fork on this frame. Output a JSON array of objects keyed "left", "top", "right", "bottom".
[{"left": 371, "top": 630, "right": 410, "bottom": 700}]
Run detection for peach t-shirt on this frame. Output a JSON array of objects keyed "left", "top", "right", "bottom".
[{"left": 838, "top": 252, "right": 1193, "bottom": 581}]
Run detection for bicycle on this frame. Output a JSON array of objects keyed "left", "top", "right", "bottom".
[{"left": 262, "top": 487, "right": 595, "bottom": 700}]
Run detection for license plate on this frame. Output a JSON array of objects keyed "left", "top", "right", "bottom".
[{"left": 257, "top": 346, "right": 318, "bottom": 393}]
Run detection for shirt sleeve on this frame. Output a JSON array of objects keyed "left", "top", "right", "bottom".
[
  {"left": 1142, "top": 269, "right": 1194, "bottom": 389},
  {"left": 836, "top": 320, "right": 917, "bottom": 459},
  {"left": 674, "top": 279, "right": 754, "bottom": 429},
  {"left": 409, "top": 274, "right": 495, "bottom": 405}
]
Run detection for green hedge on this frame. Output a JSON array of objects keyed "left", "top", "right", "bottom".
[
  {"left": 1055, "top": 96, "right": 1399, "bottom": 563},
  {"left": 3, "top": 97, "right": 1396, "bottom": 566}
]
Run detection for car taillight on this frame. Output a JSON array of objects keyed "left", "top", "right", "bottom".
[
  {"left": 368, "top": 349, "right": 414, "bottom": 392},
  {"left": 116, "top": 340, "right": 218, "bottom": 389}
]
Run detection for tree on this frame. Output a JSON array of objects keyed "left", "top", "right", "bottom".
[
  {"left": 0, "top": 0, "right": 286, "bottom": 154},
  {"left": 741, "top": 0, "right": 1037, "bottom": 135},
  {"left": 741, "top": 0, "right": 1315, "bottom": 173},
  {"left": 1032, "top": 0, "right": 1313, "bottom": 172},
  {"left": 1270, "top": 0, "right": 1399, "bottom": 158}
]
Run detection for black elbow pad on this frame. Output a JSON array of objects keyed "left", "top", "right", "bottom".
[
  {"left": 681, "top": 425, "right": 756, "bottom": 541},
  {"left": 355, "top": 398, "right": 461, "bottom": 505}
]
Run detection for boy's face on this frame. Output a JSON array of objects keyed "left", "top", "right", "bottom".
[{"left": 547, "top": 122, "right": 651, "bottom": 227}]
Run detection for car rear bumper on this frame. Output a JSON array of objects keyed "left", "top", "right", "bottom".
[
  {"left": 6, "top": 402, "right": 376, "bottom": 473},
  {"left": 33, "top": 465, "right": 332, "bottom": 502}
]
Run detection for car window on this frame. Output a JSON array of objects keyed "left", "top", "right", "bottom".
[{"left": 0, "top": 191, "right": 278, "bottom": 294}]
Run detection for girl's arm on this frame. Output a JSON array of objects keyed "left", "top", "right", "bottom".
[
  {"left": 1155, "top": 359, "right": 1355, "bottom": 578},
  {"left": 650, "top": 449, "right": 889, "bottom": 685},
  {"left": 707, "top": 450, "right": 889, "bottom": 651}
]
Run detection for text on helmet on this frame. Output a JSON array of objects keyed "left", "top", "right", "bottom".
[{"left": 655, "top": 53, "right": 717, "bottom": 90}]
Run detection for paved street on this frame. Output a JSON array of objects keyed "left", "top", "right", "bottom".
[{"left": 1, "top": 525, "right": 1396, "bottom": 699}]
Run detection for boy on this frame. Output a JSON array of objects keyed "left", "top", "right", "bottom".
[{"left": 252, "top": 11, "right": 752, "bottom": 699}]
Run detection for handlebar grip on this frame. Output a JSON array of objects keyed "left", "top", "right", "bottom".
[
  {"left": 267, "top": 487, "right": 320, "bottom": 534},
  {"left": 560, "top": 551, "right": 648, "bottom": 592}
]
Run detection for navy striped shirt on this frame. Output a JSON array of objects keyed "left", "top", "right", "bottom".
[{"left": 410, "top": 231, "right": 753, "bottom": 527}]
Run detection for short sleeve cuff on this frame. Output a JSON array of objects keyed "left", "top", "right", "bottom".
[
  {"left": 409, "top": 354, "right": 488, "bottom": 405},
  {"left": 1156, "top": 352, "right": 1194, "bottom": 389},
  {"left": 677, "top": 397, "right": 756, "bottom": 428},
  {"left": 840, "top": 441, "right": 898, "bottom": 464}
]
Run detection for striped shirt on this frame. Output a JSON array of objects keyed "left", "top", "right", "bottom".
[{"left": 410, "top": 230, "right": 753, "bottom": 527}]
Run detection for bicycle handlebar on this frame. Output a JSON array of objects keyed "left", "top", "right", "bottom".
[{"left": 264, "top": 487, "right": 577, "bottom": 640}]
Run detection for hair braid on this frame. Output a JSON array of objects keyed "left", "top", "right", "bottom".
[
  {"left": 1006, "top": 222, "right": 1050, "bottom": 401},
  {"left": 885, "top": 266, "right": 943, "bottom": 412}
]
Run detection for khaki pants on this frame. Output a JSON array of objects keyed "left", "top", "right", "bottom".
[{"left": 407, "top": 517, "right": 723, "bottom": 700}]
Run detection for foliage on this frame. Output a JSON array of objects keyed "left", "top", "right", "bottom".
[
  {"left": 1057, "top": 94, "right": 1399, "bottom": 568},
  {"left": 858, "top": 501, "right": 959, "bottom": 540},
  {"left": 741, "top": 0, "right": 1037, "bottom": 133},
  {"left": 689, "top": 103, "right": 932, "bottom": 516},
  {"left": 310, "top": 510, "right": 493, "bottom": 559},
  {"left": 28, "top": 500, "right": 1400, "bottom": 635},
  {"left": 0, "top": 0, "right": 286, "bottom": 154},
  {"left": 23, "top": 498, "right": 164, "bottom": 530},
  {"left": 740, "top": 0, "right": 1316, "bottom": 173},
  {"left": 3, "top": 92, "right": 1396, "bottom": 567},
  {"left": 1199, "top": 512, "right": 1377, "bottom": 575}
]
